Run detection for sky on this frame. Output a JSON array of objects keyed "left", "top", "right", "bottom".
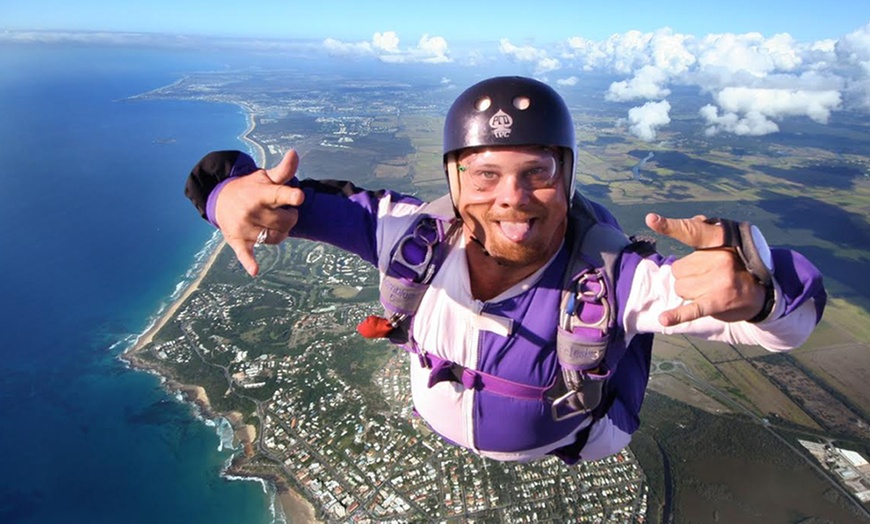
[
  {"left": 2, "top": 0, "right": 870, "bottom": 141},
  {"left": 1, "top": 0, "right": 867, "bottom": 43}
]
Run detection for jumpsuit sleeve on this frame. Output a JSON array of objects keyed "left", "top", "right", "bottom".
[
  {"left": 184, "top": 150, "right": 429, "bottom": 267},
  {"left": 617, "top": 248, "right": 826, "bottom": 351}
]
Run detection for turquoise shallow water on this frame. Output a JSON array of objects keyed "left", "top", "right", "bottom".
[{"left": 0, "top": 44, "right": 278, "bottom": 523}]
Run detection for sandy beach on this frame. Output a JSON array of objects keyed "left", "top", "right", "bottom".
[
  {"left": 127, "top": 239, "right": 224, "bottom": 355},
  {"left": 238, "top": 104, "right": 267, "bottom": 166},
  {"left": 279, "top": 490, "right": 321, "bottom": 524}
]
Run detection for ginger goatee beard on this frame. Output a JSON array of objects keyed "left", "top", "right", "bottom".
[{"left": 466, "top": 229, "right": 551, "bottom": 269}]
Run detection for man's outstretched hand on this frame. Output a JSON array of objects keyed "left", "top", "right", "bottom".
[
  {"left": 645, "top": 213, "right": 767, "bottom": 327},
  {"left": 215, "top": 150, "right": 305, "bottom": 276}
]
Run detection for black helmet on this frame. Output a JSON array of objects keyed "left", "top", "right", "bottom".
[{"left": 443, "top": 76, "right": 576, "bottom": 206}]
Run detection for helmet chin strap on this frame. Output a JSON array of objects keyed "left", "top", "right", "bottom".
[
  {"left": 470, "top": 235, "right": 489, "bottom": 255},
  {"left": 441, "top": 170, "right": 493, "bottom": 260},
  {"left": 469, "top": 234, "right": 511, "bottom": 267},
  {"left": 560, "top": 148, "right": 575, "bottom": 202},
  {"left": 445, "top": 152, "right": 462, "bottom": 214}
]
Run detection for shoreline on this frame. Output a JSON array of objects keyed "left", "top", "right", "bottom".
[
  {"left": 125, "top": 239, "right": 224, "bottom": 356},
  {"left": 237, "top": 102, "right": 267, "bottom": 166},
  {"left": 279, "top": 490, "right": 318, "bottom": 524},
  {"left": 124, "top": 101, "right": 321, "bottom": 523}
]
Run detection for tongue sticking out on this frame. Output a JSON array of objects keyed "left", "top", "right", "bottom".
[{"left": 499, "top": 220, "right": 532, "bottom": 242}]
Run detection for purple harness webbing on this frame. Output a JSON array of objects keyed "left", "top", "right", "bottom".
[{"left": 413, "top": 348, "right": 551, "bottom": 401}]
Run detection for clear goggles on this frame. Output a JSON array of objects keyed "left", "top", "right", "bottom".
[{"left": 457, "top": 150, "right": 560, "bottom": 193}]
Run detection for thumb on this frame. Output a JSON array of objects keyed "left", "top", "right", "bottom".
[
  {"left": 227, "top": 237, "right": 260, "bottom": 277},
  {"left": 265, "top": 149, "right": 299, "bottom": 186},
  {"left": 659, "top": 301, "right": 706, "bottom": 327},
  {"left": 646, "top": 213, "right": 724, "bottom": 250}
]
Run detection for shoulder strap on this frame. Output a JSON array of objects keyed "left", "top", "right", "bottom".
[
  {"left": 551, "top": 193, "right": 630, "bottom": 421},
  {"left": 420, "top": 193, "right": 457, "bottom": 218},
  {"left": 357, "top": 195, "right": 458, "bottom": 341}
]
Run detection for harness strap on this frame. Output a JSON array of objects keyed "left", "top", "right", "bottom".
[
  {"left": 416, "top": 350, "right": 550, "bottom": 401},
  {"left": 549, "top": 423, "right": 593, "bottom": 465},
  {"left": 551, "top": 194, "right": 629, "bottom": 421},
  {"left": 357, "top": 195, "right": 458, "bottom": 341}
]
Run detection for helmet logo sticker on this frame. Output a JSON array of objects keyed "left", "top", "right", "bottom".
[{"left": 489, "top": 109, "right": 513, "bottom": 138}]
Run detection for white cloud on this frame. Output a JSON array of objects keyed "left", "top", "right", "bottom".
[
  {"left": 499, "top": 39, "right": 546, "bottom": 62},
  {"left": 606, "top": 64, "right": 671, "bottom": 101},
  {"left": 606, "top": 30, "right": 652, "bottom": 74},
  {"left": 372, "top": 31, "right": 400, "bottom": 53},
  {"left": 0, "top": 30, "right": 148, "bottom": 45},
  {"left": 716, "top": 86, "right": 841, "bottom": 123},
  {"left": 0, "top": 29, "right": 242, "bottom": 49},
  {"left": 565, "top": 28, "right": 695, "bottom": 76},
  {"left": 649, "top": 29, "right": 697, "bottom": 75},
  {"left": 564, "top": 36, "right": 609, "bottom": 71},
  {"left": 536, "top": 56, "right": 561, "bottom": 73},
  {"left": 559, "top": 24, "right": 870, "bottom": 135},
  {"left": 566, "top": 30, "right": 648, "bottom": 74},
  {"left": 700, "top": 86, "right": 841, "bottom": 135},
  {"left": 417, "top": 34, "right": 450, "bottom": 63},
  {"left": 836, "top": 21, "right": 870, "bottom": 68},
  {"left": 381, "top": 23, "right": 863, "bottom": 135},
  {"left": 323, "top": 32, "right": 450, "bottom": 64},
  {"left": 627, "top": 100, "right": 671, "bottom": 141},
  {"left": 323, "top": 37, "right": 372, "bottom": 55},
  {"left": 700, "top": 104, "right": 780, "bottom": 136},
  {"left": 499, "top": 39, "right": 561, "bottom": 74},
  {"left": 835, "top": 22, "right": 870, "bottom": 109},
  {"left": 563, "top": 28, "right": 816, "bottom": 85},
  {"left": 763, "top": 33, "right": 802, "bottom": 71},
  {"left": 695, "top": 32, "right": 801, "bottom": 78}
]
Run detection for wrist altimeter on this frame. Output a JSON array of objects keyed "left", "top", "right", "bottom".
[
  {"left": 703, "top": 218, "right": 774, "bottom": 285},
  {"left": 704, "top": 218, "right": 775, "bottom": 323}
]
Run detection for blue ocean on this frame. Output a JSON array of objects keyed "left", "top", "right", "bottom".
[{"left": 0, "top": 44, "right": 279, "bottom": 523}]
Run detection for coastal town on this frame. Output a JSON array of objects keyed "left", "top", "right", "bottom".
[{"left": 129, "top": 238, "right": 650, "bottom": 523}]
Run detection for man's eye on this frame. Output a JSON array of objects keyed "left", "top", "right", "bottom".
[
  {"left": 526, "top": 167, "right": 550, "bottom": 180},
  {"left": 475, "top": 171, "right": 499, "bottom": 180}
]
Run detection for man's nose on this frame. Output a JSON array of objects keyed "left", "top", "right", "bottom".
[{"left": 494, "top": 174, "right": 531, "bottom": 205}]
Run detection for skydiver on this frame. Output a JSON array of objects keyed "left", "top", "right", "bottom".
[{"left": 185, "top": 76, "right": 825, "bottom": 462}]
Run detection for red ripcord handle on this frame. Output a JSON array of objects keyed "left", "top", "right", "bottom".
[{"left": 357, "top": 315, "right": 394, "bottom": 339}]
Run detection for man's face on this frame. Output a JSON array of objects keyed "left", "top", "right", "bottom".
[{"left": 456, "top": 146, "right": 569, "bottom": 269}]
